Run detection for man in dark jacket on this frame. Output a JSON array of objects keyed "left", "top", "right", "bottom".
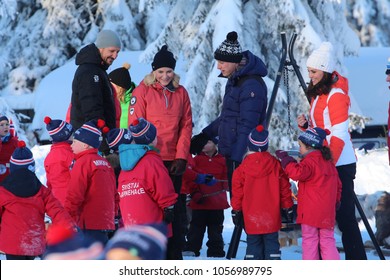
[
  {"left": 195, "top": 31, "right": 268, "bottom": 195},
  {"left": 70, "top": 29, "right": 121, "bottom": 154}
]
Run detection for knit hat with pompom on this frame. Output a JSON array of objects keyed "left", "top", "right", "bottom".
[{"left": 247, "top": 125, "right": 269, "bottom": 152}]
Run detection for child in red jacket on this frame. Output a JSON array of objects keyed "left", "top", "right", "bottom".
[
  {"left": 64, "top": 120, "right": 119, "bottom": 245},
  {"left": 183, "top": 133, "right": 229, "bottom": 258},
  {"left": 0, "top": 141, "right": 75, "bottom": 260},
  {"left": 276, "top": 127, "right": 342, "bottom": 260},
  {"left": 0, "top": 114, "right": 18, "bottom": 183},
  {"left": 43, "top": 116, "right": 74, "bottom": 206},
  {"left": 232, "top": 125, "right": 293, "bottom": 260},
  {"left": 118, "top": 118, "right": 177, "bottom": 234}
]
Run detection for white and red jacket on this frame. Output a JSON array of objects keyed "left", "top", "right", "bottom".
[
  {"left": 307, "top": 71, "right": 356, "bottom": 166},
  {"left": 65, "top": 149, "right": 119, "bottom": 230},
  {"left": 44, "top": 142, "right": 74, "bottom": 206},
  {"left": 231, "top": 152, "right": 293, "bottom": 235}
]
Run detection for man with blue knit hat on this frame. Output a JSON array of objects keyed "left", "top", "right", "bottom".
[
  {"left": 195, "top": 31, "right": 268, "bottom": 201},
  {"left": 231, "top": 125, "right": 293, "bottom": 260},
  {"left": 44, "top": 116, "right": 74, "bottom": 205},
  {"left": 64, "top": 119, "right": 119, "bottom": 245},
  {"left": 70, "top": 29, "right": 121, "bottom": 155}
]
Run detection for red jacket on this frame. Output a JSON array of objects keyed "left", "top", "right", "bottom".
[
  {"left": 284, "top": 150, "right": 342, "bottom": 229},
  {"left": 182, "top": 155, "right": 198, "bottom": 195},
  {"left": 65, "top": 149, "right": 119, "bottom": 230},
  {"left": 0, "top": 135, "right": 18, "bottom": 183},
  {"left": 232, "top": 152, "right": 293, "bottom": 234},
  {"left": 0, "top": 169, "right": 75, "bottom": 256},
  {"left": 44, "top": 142, "right": 74, "bottom": 206},
  {"left": 128, "top": 80, "right": 192, "bottom": 161},
  {"left": 118, "top": 151, "right": 177, "bottom": 232},
  {"left": 186, "top": 152, "right": 229, "bottom": 210}
]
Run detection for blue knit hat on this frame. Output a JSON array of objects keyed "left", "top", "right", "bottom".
[
  {"left": 44, "top": 116, "right": 73, "bottom": 142},
  {"left": 73, "top": 120, "right": 107, "bottom": 148},
  {"left": 298, "top": 127, "right": 329, "bottom": 148},
  {"left": 0, "top": 113, "right": 9, "bottom": 123},
  {"left": 102, "top": 223, "right": 168, "bottom": 260},
  {"left": 10, "top": 140, "right": 35, "bottom": 173},
  {"left": 247, "top": 125, "right": 269, "bottom": 152},
  {"left": 214, "top": 31, "right": 243, "bottom": 63},
  {"left": 106, "top": 128, "right": 132, "bottom": 151},
  {"left": 129, "top": 118, "right": 157, "bottom": 145}
]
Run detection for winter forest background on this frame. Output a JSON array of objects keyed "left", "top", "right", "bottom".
[{"left": 0, "top": 0, "right": 390, "bottom": 150}]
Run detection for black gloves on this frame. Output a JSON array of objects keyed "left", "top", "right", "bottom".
[
  {"left": 190, "top": 133, "right": 210, "bottom": 155},
  {"left": 282, "top": 207, "right": 294, "bottom": 223},
  {"left": 195, "top": 174, "right": 217, "bottom": 186},
  {"left": 163, "top": 206, "right": 175, "bottom": 223},
  {"left": 231, "top": 210, "right": 243, "bottom": 227},
  {"left": 275, "top": 150, "right": 297, "bottom": 168},
  {"left": 170, "top": 159, "right": 187, "bottom": 176}
]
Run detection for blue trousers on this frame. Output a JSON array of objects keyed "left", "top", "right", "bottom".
[{"left": 245, "top": 232, "right": 281, "bottom": 260}]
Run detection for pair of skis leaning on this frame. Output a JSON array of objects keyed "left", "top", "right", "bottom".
[{"left": 226, "top": 32, "right": 385, "bottom": 260}]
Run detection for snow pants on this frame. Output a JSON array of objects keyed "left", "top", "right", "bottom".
[
  {"left": 336, "top": 163, "right": 367, "bottom": 260},
  {"left": 245, "top": 232, "right": 281, "bottom": 260},
  {"left": 185, "top": 209, "right": 225, "bottom": 257},
  {"left": 301, "top": 224, "right": 340, "bottom": 260}
]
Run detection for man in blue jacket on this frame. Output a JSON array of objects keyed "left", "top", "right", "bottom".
[{"left": 195, "top": 31, "right": 268, "bottom": 195}]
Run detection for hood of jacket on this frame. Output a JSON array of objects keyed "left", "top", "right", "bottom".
[
  {"left": 75, "top": 43, "right": 109, "bottom": 71},
  {"left": 331, "top": 71, "right": 349, "bottom": 94},
  {"left": 240, "top": 152, "right": 278, "bottom": 178},
  {"left": 231, "top": 50, "right": 268, "bottom": 80},
  {"left": 118, "top": 144, "right": 155, "bottom": 171},
  {"left": 1, "top": 168, "right": 42, "bottom": 197}
]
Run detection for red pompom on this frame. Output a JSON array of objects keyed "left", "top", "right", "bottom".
[
  {"left": 97, "top": 119, "right": 106, "bottom": 128},
  {"left": 256, "top": 125, "right": 264, "bottom": 132},
  {"left": 102, "top": 126, "right": 110, "bottom": 134},
  {"left": 324, "top": 129, "right": 331, "bottom": 135},
  {"left": 46, "top": 224, "right": 75, "bottom": 245},
  {"left": 132, "top": 119, "right": 140, "bottom": 126},
  {"left": 18, "top": 140, "right": 26, "bottom": 148},
  {"left": 44, "top": 116, "right": 51, "bottom": 124}
]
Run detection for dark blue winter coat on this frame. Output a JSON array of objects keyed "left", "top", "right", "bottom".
[
  {"left": 70, "top": 44, "right": 116, "bottom": 131},
  {"left": 203, "top": 50, "right": 268, "bottom": 162}
]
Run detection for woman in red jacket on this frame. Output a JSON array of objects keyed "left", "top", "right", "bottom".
[
  {"left": 128, "top": 45, "right": 192, "bottom": 259},
  {"left": 276, "top": 127, "right": 342, "bottom": 260},
  {"left": 0, "top": 141, "right": 75, "bottom": 260}
]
